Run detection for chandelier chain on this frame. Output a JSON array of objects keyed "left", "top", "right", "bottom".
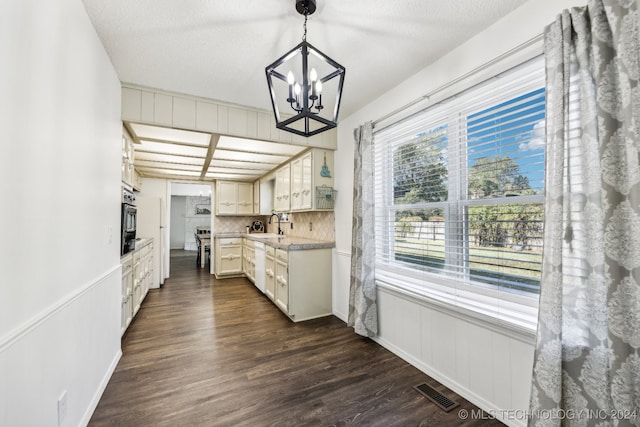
[{"left": 302, "top": 8, "right": 308, "bottom": 41}]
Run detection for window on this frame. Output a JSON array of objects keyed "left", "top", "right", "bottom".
[{"left": 373, "top": 58, "right": 545, "bottom": 328}]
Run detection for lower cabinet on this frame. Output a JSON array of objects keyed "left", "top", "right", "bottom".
[
  {"left": 265, "top": 245, "right": 332, "bottom": 322},
  {"left": 274, "top": 249, "right": 289, "bottom": 312},
  {"left": 242, "top": 239, "right": 256, "bottom": 283},
  {"left": 214, "top": 237, "right": 243, "bottom": 278},
  {"left": 121, "top": 253, "right": 134, "bottom": 336},
  {"left": 265, "top": 246, "right": 276, "bottom": 301},
  {"left": 121, "top": 239, "right": 153, "bottom": 336}
]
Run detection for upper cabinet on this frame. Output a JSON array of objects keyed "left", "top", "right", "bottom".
[
  {"left": 274, "top": 164, "right": 291, "bottom": 212},
  {"left": 253, "top": 180, "right": 260, "bottom": 215},
  {"left": 290, "top": 149, "right": 334, "bottom": 212},
  {"left": 122, "top": 126, "right": 135, "bottom": 188},
  {"left": 216, "top": 181, "right": 254, "bottom": 216}
]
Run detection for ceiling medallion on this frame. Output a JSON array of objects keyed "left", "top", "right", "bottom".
[{"left": 265, "top": 0, "right": 345, "bottom": 137}]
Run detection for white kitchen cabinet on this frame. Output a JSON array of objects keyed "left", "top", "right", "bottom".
[
  {"left": 132, "top": 250, "right": 142, "bottom": 315},
  {"left": 290, "top": 152, "right": 313, "bottom": 211},
  {"left": 216, "top": 181, "right": 237, "bottom": 215},
  {"left": 214, "top": 237, "right": 243, "bottom": 277},
  {"left": 243, "top": 238, "right": 256, "bottom": 283},
  {"left": 264, "top": 245, "right": 332, "bottom": 322},
  {"left": 216, "top": 181, "right": 254, "bottom": 216},
  {"left": 237, "top": 183, "right": 254, "bottom": 214},
  {"left": 290, "top": 148, "right": 334, "bottom": 212},
  {"left": 274, "top": 249, "right": 289, "bottom": 313},
  {"left": 136, "top": 241, "right": 153, "bottom": 311},
  {"left": 121, "top": 239, "right": 153, "bottom": 336},
  {"left": 253, "top": 180, "right": 260, "bottom": 214},
  {"left": 121, "top": 253, "right": 133, "bottom": 336},
  {"left": 265, "top": 245, "right": 275, "bottom": 301},
  {"left": 121, "top": 127, "right": 135, "bottom": 187},
  {"left": 133, "top": 169, "right": 142, "bottom": 191},
  {"left": 274, "top": 164, "right": 290, "bottom": 212}
]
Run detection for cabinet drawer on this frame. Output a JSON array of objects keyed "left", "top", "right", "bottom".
[
  {"left": 265, "top": 245, "right": 275, "bottom": 257},
  {"left": 218, "top": 237, "right": 242, "bottom": 246},
  {"left": 275, "top": 249, "right": 288, "bottom": 264}
]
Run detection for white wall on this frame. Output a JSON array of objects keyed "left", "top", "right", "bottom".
[
  {"left": 0, "top": 0, "right": 122, "bottom": 426},
  {"left": 332, "top": 1, "right": 582, "bottom": 426},
  {"left": 170, "top": 196, "right": 187, "bottom": 249}
]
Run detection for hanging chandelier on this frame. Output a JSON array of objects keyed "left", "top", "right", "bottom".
[{"left": 265, "top": 0, "right": 345, "bottom": 138}]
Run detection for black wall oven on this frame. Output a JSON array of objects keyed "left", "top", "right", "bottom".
[{"left": 121, "top": 188, "right": 137, "bottom": 255}]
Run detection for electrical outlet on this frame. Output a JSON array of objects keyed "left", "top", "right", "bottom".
[
  {"left": 290, "top": 222, "right": 294, "bottom": 229},
  {"left": 58, "top": 390, "right": 67, "bottom": 426},
  {"left": 309, "top": 222, "right": 313, "bottom": 231}
]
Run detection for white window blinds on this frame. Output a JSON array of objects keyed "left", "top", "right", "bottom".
[{"left": 373, "top": 57, "right": 545, "bottom": 329}]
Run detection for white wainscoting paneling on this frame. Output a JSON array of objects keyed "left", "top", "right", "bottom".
[
  {"left": 332, "top": 250, "right": 351, "bottom": 322},
  {"left": 373, "top": 286, "right": 535, "bottom": 427},
  {"left": 0, "top": 267, "right": 122, "bottom": 427}
]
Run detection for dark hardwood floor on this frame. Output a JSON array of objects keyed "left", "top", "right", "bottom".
[{"left": 89, "top": 252, "right": 502, "bottom": 426}]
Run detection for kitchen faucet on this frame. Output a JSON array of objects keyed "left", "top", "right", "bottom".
[{"left": 269, "top": 213, "right": 284, "bottom": 235}]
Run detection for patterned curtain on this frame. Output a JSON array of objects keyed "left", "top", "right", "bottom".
[
  {"left": 529, "top": 0, "right": 640, "bottom": 424},
  {"left": 349, "top": 121, "right": 378, "bottom": 337}
]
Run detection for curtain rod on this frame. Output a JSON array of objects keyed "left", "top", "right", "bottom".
[{"left": 371, "top": 33, "right": 543, "bottom": 128}]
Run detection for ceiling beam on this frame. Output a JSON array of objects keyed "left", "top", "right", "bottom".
[{"left": 201, "top": 133, "right": 220, "bottom": 179}]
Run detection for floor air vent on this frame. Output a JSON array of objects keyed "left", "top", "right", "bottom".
[{"left": 414, "top": 383, "right": 460, "bottom": 412}]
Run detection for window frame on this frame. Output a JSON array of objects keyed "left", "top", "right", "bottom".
[{"left": 372, "top": 57, "right": 545, "bottom": 331}]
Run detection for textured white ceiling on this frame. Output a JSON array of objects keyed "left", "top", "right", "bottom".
[{"left": 82, "top": 0, "right": 528, "bottom": 119}]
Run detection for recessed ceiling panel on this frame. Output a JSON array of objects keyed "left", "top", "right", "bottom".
[
  {"left": 137, "top": 140, "right": 208, "bottom": 157},
  {"left": 205, "top": 172, "right": 261, "bottom": 181},
  {"left": 207, "top": 167, "right": 263, "bottom": 175},
  {"left": 139, "top": 168, "right": 202, "bottom": 177},
  {"left": 212, "top": 149, "right": 288, "bottom": 164},
  {"left": 124, "top": 122, "right": 309, "bottom": 182},
  {"left": 130, "top": 123, "right": 211, "bottom": 146},
  {"left": 135, "top": 152, "right": 205, "bottom": 165},
  {"left": 217, "top": 136, "right": 307, "bottom": 156},
  {"left": 208, "top": 159, "right": 275, "bottom": 171},
  {"left": 136, "top": 160, "right": 203, "bottom": 172}
]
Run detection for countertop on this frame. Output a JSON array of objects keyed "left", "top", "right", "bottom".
[
  {"left": 121, "top": 238, "right": 153, "bottom": 261},
  {"left": 214, "top": 233, "right": 334, "bottom": 251}
]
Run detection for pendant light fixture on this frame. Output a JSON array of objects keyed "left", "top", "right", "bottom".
[{"left": 265, "top": 0, "right": 345, "bottom": 137}]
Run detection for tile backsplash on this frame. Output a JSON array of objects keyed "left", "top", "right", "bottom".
[
  {"left": 213, "top": 211, "right": 335, "bottom": 242},
  {"left": 214, "top": 215, "right": 265, "bottom": 234},
  {"left": 265, "top": 211, "right": 335, "bottom": 242}
]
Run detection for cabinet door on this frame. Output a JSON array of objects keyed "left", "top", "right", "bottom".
[
  {"left": 237, "top": 183, "right": 254, "bottom": 215},
  {"left": 282, "top": 165, "right": 290, "bottom": 211},
  {"left": 121, "top": 266, "right": 133, "bottom": 336},
  {"left": 253, "top": 180, "right": 260, "bottom": 214},
  {"left": 300, "top": 152, "right": 313, "bottom": 210},
  {"left": 275, "top": 249, "right": 289, "bottom": 312},
  {"left": 217, "top": 181, "right": 237, "bottom": 215},
  {"left": 218, "top": 246, "right": 243, "bottom": 274},
  {"left": 264, "top": 251, "right": 276, "bottom": 301},
  {"left": 290, "top": 158, "right": 302, "bottom": 211},
  {"left": 275, "top": 165, "right": 290, "bottom": 212}
]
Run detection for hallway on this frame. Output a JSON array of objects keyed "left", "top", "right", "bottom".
[{"left": 89, "top": 253, "right": 500, "bottom": 426}]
